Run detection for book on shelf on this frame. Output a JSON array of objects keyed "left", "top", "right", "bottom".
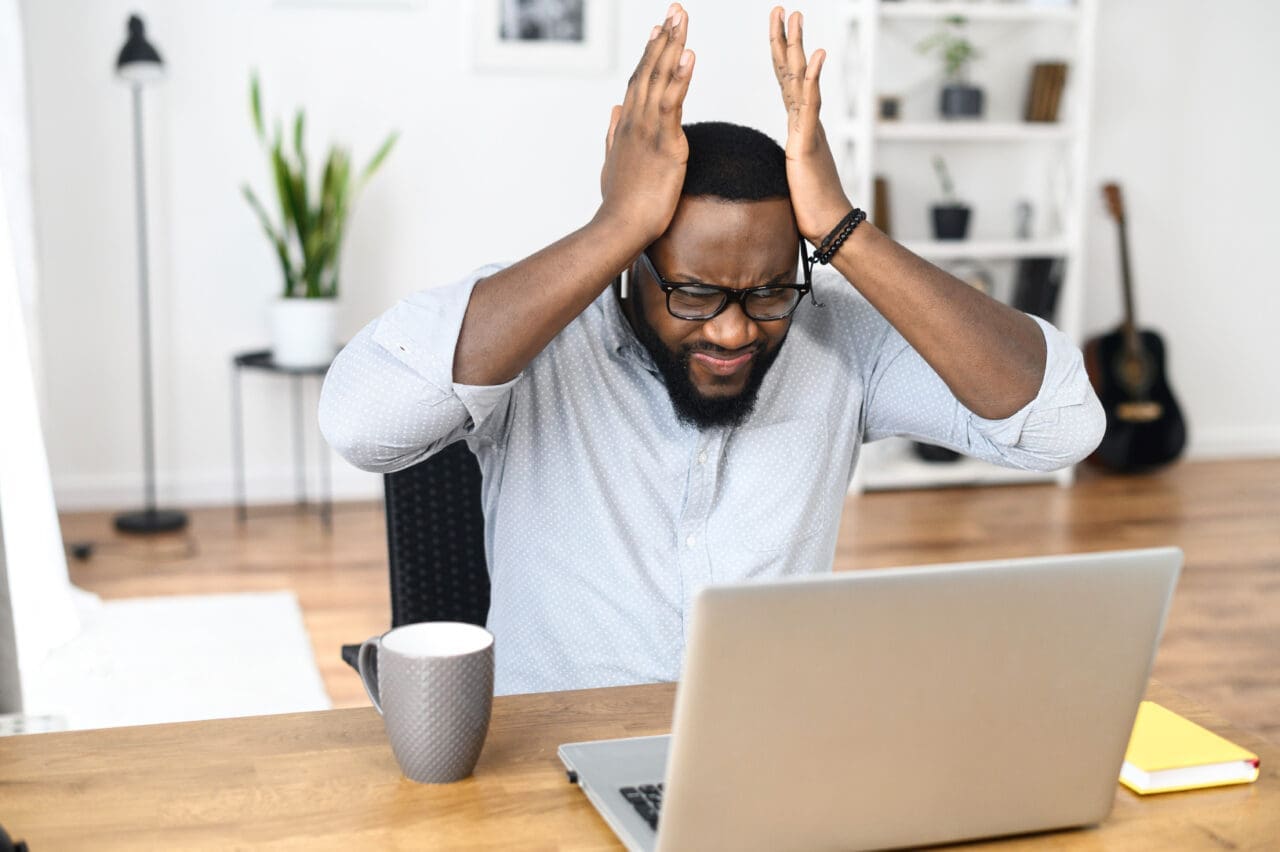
[
  {"left": 1120, "top": 701, "right": 1261, "bottom": 795},
  {"left": 1025, "top": 62, "right": 1069, "bottom": 122}
]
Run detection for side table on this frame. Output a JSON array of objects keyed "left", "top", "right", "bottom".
[{"left": 230, "top": 349, "right": 334, "bottom": 530}]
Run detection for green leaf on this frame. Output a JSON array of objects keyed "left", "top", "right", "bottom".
[
  {"left": 250, "top": 73, "right": 265, "bottom": 143},
  {"left": 243, "top": 184, "right": 296, "bottom": 297},
  {"left": 360, "top": 131, "right": 398, "bottom": 184},
  {"left": 293, "top": 110, "right": 306, "bottom": 164}
]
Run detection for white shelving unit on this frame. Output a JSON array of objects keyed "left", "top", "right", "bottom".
[{"left": 838, "top": 0, "right": 1098, "bottom": 493}]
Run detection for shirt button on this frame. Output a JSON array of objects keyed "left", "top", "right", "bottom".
[
  {"left": 686, "top": 534, "right": 697, "bottom": 549},
  {"left": 697, "top": 450, "right": 707, "bottom": 465}
]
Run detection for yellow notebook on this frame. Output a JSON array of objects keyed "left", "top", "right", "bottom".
[{"left": 1120, "top": 701, "right": 1261, "bottom": 794}]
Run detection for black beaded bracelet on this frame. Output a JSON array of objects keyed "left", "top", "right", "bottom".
[{"left": 813, "top": 208, "right": 867, "bottom": 265}]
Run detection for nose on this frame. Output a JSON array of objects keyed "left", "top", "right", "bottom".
[{"left": 700, "top": 301, "right": 760, "bottom": 352}]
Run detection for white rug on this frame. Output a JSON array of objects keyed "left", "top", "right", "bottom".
[{"left": 25, "top": 590, "right": 332, "bottom": 730}]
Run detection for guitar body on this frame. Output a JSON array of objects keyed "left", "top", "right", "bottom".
[
  {"left": 1084, "top": 327, "right": 1186, "bottom": 471},
  {"left": 1085, "top": 181, "right": 1187, "bottom": 473}
]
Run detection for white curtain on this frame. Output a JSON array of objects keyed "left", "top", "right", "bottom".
[
  {"left": 0, "top": 0, "right": 41, "bottom": 374},
  {"left": 0, "top": 0, "right": 82, "bottom": 702}
]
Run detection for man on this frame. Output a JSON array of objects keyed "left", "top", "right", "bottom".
[{"left": 319, "top": 6, "right": 1104, "bottom": 695}]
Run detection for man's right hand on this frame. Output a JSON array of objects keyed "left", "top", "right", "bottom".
[
  {"left": 596, "top": 4, "right": 695, "bottom": 248},
  {"left": 451, "top": 6, "right": 695, "bottom": 387}
]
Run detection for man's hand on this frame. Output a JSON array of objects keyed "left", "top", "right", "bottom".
[
  {"left": 596, "top": 4, "right": 695, "bottom": 247},
  {"left": 768, "top": 7, "right": 852, "bottom": 246}
]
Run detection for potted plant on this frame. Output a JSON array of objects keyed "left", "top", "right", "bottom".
[
  {"left": 242, "top": 73, "right": 397, "bottom": 368},
  {"left": 917, "top": 16, "right": 984, "bottom": 119},
  {"left": 930, "top": 156, "right": 971, "bottom": 241}
]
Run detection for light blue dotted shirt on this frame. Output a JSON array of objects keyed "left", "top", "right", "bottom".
[{"left": 319, "top": 265, "right": 1104, "bottom": 695}]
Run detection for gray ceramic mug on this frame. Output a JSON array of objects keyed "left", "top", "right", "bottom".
[{"left": 358, "top": 622, "right": 495, "bottom": 783}]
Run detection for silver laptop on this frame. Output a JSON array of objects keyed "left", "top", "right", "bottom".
[{"left": 559, "top": 547, "right": 1182, "bottom": 852}]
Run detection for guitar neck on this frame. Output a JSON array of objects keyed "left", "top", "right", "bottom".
[{"left": 1114, "top": 216, "right": 1140, "bottom": 349}]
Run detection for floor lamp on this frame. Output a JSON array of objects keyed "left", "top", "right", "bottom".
[{"left": 113, "top": 15, "right": 186, "bottom": 535}]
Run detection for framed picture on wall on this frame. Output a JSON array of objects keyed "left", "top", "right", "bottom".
[{"left": 473, "top": 0, "right": 616, "bottom": 73}]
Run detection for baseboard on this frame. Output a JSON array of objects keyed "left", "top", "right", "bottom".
[
  {"left": 1186, "top": 426, "right": 1280, "bottom": 460},
  {"left": 52, "top": 464, "right": 382, "bottom": 512}
]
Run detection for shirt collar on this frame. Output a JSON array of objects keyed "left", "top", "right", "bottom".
[{"left": 597, "top": 284, "right": 657, "bottom": 373}]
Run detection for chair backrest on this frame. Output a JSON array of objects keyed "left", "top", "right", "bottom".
[{"left": 383, "top": 440, "right": 490, "bottom": 628}]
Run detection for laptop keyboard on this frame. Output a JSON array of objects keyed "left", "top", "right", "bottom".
[{"left": 619, "top": 783, "right": 664, "bottom": 830}]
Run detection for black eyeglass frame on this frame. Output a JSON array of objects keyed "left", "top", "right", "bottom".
[{"left": 635, "top": 243, "right": 815, "bottom": 322}]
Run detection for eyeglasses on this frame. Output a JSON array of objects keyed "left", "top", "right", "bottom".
[{"left": 636, "top": 245, "right": 814, "bottom": 322}]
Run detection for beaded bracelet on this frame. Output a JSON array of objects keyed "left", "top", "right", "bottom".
[{"left": 813, "top": 208, "right": 867, "bottom": 265}]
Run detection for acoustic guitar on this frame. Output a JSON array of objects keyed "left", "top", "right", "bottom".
[{"left": 1083, "top": 183, "right": 1186, "bottom": 471}]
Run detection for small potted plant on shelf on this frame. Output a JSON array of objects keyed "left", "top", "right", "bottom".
[
  {"left": 930, "top": 155, "right": 971, "bottom": 240},
  {"left": 917, "top": 15, "right": 984, "bottom": 120},
  {"left": 242, "top": 73, "right": 397, "bottom": 368}
]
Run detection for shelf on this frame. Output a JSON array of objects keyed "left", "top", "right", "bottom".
[
  {"left": 873, "top": 122, "right": 1073, "bottom": 142},
  {"left": 898, "top": 239, "right": 1069, "bottom": 259},
  {"left": 856, "top": 439, "right": 1063, "bottom": 491},
  {"left": 867, "top": 2, "right": 1080, "bottom": 23}
]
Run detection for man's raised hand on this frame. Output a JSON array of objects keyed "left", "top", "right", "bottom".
[
  {"left": 597, "top": 4, "right": 695, "bottom": 248},
  {"left": 768, "top": 7, "right": 852, "bottom": 246}
]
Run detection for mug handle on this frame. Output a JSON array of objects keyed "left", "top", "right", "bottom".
[{"left": 357, "top": 636, "right": 383, "bottom": 715}]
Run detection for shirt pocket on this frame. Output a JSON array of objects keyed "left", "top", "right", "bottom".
[{"left": 720, "top": 418, "right": 829, "bottom": 553}]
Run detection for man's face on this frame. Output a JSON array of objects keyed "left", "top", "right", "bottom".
[{"left": 626, "top": 195, "right": 800, "bottom": 429}]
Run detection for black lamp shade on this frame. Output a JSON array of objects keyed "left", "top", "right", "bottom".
[{"left": 116, "top": 15, "right": 164, "bottom": 82}]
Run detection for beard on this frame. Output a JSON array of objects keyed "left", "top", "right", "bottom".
[{"left": 628, "top": 298, "right": 785, "bottom": 430}]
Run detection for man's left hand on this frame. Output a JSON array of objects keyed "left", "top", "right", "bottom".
[{"left": 769, "top": 7, "right": 853, "bottom": 246}]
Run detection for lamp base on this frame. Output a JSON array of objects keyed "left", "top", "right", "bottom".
[{"left": 113, "top": 508, "right": 188, "bottom": 534}]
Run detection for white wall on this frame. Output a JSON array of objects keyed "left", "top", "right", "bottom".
[
  {"left": 19, "top": 0, "right": 1280, "bottom": 511},
  {"left": 1082, "top": 0, "right": 1280, "bottom": 457}
]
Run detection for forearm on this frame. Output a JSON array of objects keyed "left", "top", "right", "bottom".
[
  {"left": 828, "top": 222, "right": 1046, "bottom": 419},
  {"left": 452, "top": 213, "right": 643, "bottom": 386}
]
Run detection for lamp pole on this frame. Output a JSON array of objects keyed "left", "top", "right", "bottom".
[{"left": 113, "top": 14, "right": 186, "bottom": 535}]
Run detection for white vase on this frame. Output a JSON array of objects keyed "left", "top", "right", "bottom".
[{"left": 270, "top": 298, "right": 338, "bottom": 369}]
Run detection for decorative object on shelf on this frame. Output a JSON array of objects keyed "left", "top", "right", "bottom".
[
  {"left": 929, "top": 156, "right": 971, "bottom": 240},
  {"left": 1084, "top": 183, "right": 1186, "bottom": 472},
  {"left": 1025, "top": 61, "right": 1069, "bottom": 122},
  {"left": 473, "top": 0, "right": 615, "bottom": 73},
  {"left": 1015, "top": 200, "right": 1033, "bottom": 239},
  {"left": 242, "top": 74, "right": 397, "bottom": 369},
  {"left": 873, "top": 176, "right": 893, "bottom": 237},
  {"left": 917, "top": 15, "right": 984, "bottom": 120},
  {"left": 877, "top": 94, "right": 902, "bottom": 121},
  {"left": 1011, "top": 199, "right": 1063, "bottom": 322},
  {"left": 113, "top": 15, "right": 188, "bottom": 536}
]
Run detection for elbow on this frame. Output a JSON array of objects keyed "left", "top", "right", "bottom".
[
  {"left": 317, "top": 369, "right": 407, "bottom": 474},
  {"left": 318, "top": 380, "right": 379, "bottom": 473},
  {"left": 1067, "top": 385, "right": 1107, "bottom": 466}
]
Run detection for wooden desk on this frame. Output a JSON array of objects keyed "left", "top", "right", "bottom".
[{"left": 2, "top": 681, "right": 1275, "bottom": 850}]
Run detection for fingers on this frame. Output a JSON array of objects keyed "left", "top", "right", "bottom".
[
  {"left": 769, "top": 8, "right": 806, "bottom": 109},
  {"left": 802, "top": 48, "right": 825, "bottom": 128},
  {"left": 770, "top": 8, "right": 826, "bottom": 132},
  {"left": 657, "top": 49, "right": 695, "bottom": 121},
  {"left": 624, "top": 4, "right": 686, "bottom": 113},
  {"left": 647, "top": 8, "right": 689, "bottom": 110},
  {"left": 768, "top": 7, "right": 789, "bottom": 88}
]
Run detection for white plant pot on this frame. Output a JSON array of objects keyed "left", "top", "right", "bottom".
[{"left": 271, "top": 298, "right": 338, "bottom": 368}]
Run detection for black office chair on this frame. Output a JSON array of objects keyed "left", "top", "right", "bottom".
[{"left": 340, "top": 440, "right": 490, "bottom": 671}]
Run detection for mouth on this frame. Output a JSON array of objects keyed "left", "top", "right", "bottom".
[{"left": 690, "top": 348, "right": 756, "bottom": 377}]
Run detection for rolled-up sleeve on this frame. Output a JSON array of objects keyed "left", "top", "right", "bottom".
[
  {"left": 318, "top": 264, "right": 519, "bottom": 473},
  {"left": 863, "top": 315, "right": 1105, "bottom": 471}
]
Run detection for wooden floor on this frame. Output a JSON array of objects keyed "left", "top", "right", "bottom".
[{"left": 59, "top": 458, "right": 1280, "bottom": 742}]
